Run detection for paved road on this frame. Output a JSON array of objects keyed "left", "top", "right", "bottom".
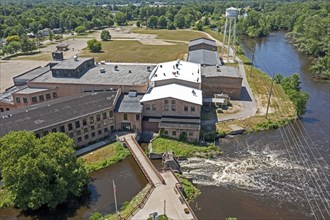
[
  {"left": 202, "top": 32, "right": 258, "bottom": 122},
  {"left": 123, "top": 134, "right": 195, "bottom": 220}
]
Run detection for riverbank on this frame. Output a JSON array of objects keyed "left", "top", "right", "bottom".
[
  {"left": 80, "top": 142, "right": 130, "bottom": 173},
  {"left": 204, "top": 29, "right": 297, "bottom": 135}
]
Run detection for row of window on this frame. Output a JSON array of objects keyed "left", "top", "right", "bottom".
[
  {"left": 123, "top": 113, "right": 140, "bottom": 121},
  {"left": 163, "top": 130, "right": 194, "bottom": 136},
  {"left": 64, "top": 111, "right": 114, "bottom": 131},
  {"left": 0, "top": 107, "right": 10, "bottom": 112},
  {"left": 16, "top": 92, "right": 57, "bottom": 104},
  {"left": 146, "top": 104, "right": 195, "bottom": 112}
]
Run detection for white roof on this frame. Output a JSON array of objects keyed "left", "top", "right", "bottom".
[
  {"left": 149, "top": 60, "right": 201, "bottom": 84},
  {"left": 141, "top": 84, "right": 202, "bottom": 105}
]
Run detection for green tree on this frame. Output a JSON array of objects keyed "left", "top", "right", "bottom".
[
  {"left": 75, "top": 25, "right": 86, "bottom": 34},
  {"left": 5, "top": 35, "right": 20, "bottom": 44},
  {"left": 87, "top": 39, "right": 102, "bottom": 53},
  {"left": 0, "top": 131, "right": 88, "bottom": 210},
  {"left": 158, "top": 16, "right": 168, "bottom": 29},
  {"left": 114, "top": 11, "right": 127, "bottom": 26},
  {"left": 174, "top": 14, "right": 186, "bottom": 29},
  {"left": 100, "top": 30, "right": 111, "bottom": 41},
  {"left": 3, "top": 41, "right": 21, "bottom": 54},
  {"left": 20, "top": 36, "right": 36, "bottom": 53},
  {"left": 195, "top": 20, "right": 203, "bottom": 31},
  {"left": 136, "top": 20, "right": 141, "bottom": 28},
  {"left": 148, "top": 16, "right": 159, "bottom": 29}
]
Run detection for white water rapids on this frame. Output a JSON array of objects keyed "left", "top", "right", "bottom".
[{"left": 181, "top": 148, "right": 330, "bottom": 217}]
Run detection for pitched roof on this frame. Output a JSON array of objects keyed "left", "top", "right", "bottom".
[
  {"left": 0, "top": 91, "right": 118, "bottom": 136},
  {"left": 188, "top": 38, "right": 217, "bottom": 48},
  {"left": 140, "top": 84, "right": 202, "bottom": 105},
  {"left": 188, "top": 49, "right": 221, "bottom": 66},
  {"left": 149, "top": 60, "right": 201, "bottom": 84},
  {"left": 115, "top": 93, "right": 144, "bottom": 113}
]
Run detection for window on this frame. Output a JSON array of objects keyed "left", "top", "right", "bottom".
[
  {"left": 124, "top": 113, "right": 128, "bottom": 120},
  {"left": 189, "top": 132, "right": 193, "bottom": 136},
  {"left": 84, "top": 128, "right": 88, "bottom": 133},
  {"left": 164, "top": 130, "right": 168, "bottom": 135},
  {"left": 0, "top": 108, "right": 3, "bottom": 112},
  {"left": 23, "top": 97, "right": 28, "bottom": 103},
  {"left": 91, "top": 132, "right": 95, "bottom": 138},
  {"left": 111, "top": 125, "right": 115, "bottom": 131},
  {"left": 104, "top": 127, "right": 108, "bottom": 133},
  {"left": 91, "top": 125, "right": 95, "bottom": 130},
  {"left": 32, "top": 97, "right": 37, "bottom": 103},
  {"left": 46, "top": 94, "right": 51, "bottom": 100},
  {"left": 146, "top": 104, "right": 150, "bottom": 110},
  {"left": 83, "top": 118, "right": 87, "bottom": 126},
  {"left": 75, "top": 121, "right": 80, "bottom": 129},
  {"left": 191, "top": 106, "right": 195, "bottom": 112},
  {"left": 43, "top": 130, "right": 49, "bottom": 136},
  {"left": 39, "top": 95, "right": 44, "bottom": 102},
  {"left": 16, "top": 97, "right": 21, "bottom": 103},
  {"left": 109, "top": 111, "right": 113, "bottom": 117},
  {"left": 35, "top": 133, "right": 40, "bottom": 138},
  {"left": 90, "top": 116, "right": 94, "bottom": 124},
  {"left": 102, "top": 112, "right": 107, "bottom": 119},
  {"left": 96, "top": 114, "right": 101, "bottom": 122},
  {"left": 164, "top": 99, "right": 168, "bottom": 104},
  {"left": 53, "top": 92, "right": 57, "bottom": 98},
  {"left": 77, "top": 137, "right": 82, "bottom": 142},
  {"left": 171, "top": 105, "right": 176, "bottom": 111},
  {"left": 69, "top": 133, "right": 74, "bottom": 138},
  {"left": 52, "top": 128, "right": 57, "bottom": 133},
  {"left": 68, "top": 123, "right": 73, "bottom": 130},
  {"left": 76, "top": 130, "right": 81, "bottom": 136},
  {"left": 164, "top": 105, "right": 169, "bottom": 111},
  {"left": 136, "top": 114, "right": 140, "bottom": 120},
  {"left": 184, "top": 106, "right": 188, "bottom": 111},
  {"left": 172, "top": 100, "right": 176, "bottom": 104},
  {"left": 152, "top": 104, "right": 156, "bottom": 111},
  {"left": 60, "top": 125, "right": 65, "bottom": 132},
  {"left": 84, "top": 134, "right": 89, "bottom": 140},
  {"left": 98, "top": 130, "right": 102, "bottom": 135},
  {"left": 172, "top": 130, "right": 177, "bottom": 136}
]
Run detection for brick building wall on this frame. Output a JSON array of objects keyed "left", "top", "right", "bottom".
[{"left": 202, "top": 76, "right": 242, "bottom": 99}]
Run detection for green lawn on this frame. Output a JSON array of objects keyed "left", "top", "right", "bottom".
[
  {"left": 80, "top": 142, "right": 130, "bottom": 173},
  {"left": 80, "top": 40, "right": 188, "bottom": 63},
  {"left": 151, "top": 137, "right": 221, "bottom": 158},
  {"left": 131, "top": 28, "right": 209, "bottom": 41}
]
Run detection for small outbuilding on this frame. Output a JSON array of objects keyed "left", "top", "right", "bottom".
[{"left": 56, "top": 43, "right": 69, "bottom": 51}]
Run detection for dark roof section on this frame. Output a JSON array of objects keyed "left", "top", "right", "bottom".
[
  {"left": 201, "top": 65, "right": 241, "bottom": 78},
  {"left": 51, "top": 57, "right": 94, "bottom": 70},
  {"left": 188, "top": 49, "right": 221, "bottom": 66},
  {"left": 0, "top": 91, "right": 119, "bottom": 136},
  {"left": 159, "top": 116, "right": 201, "bottom": 130},
  {"left": 13, "top": 66, "right": 50, "bottom": 86},
  {"left": 32, "top": 63, "right": 156, "bottom": 86},
  {"left": 115, "top": 93, "right": 144, "bottom": 113},
  {"left": 188, "top": 38, "right": 217, "bottom": 48}
]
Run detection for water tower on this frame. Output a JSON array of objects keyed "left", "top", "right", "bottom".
[{"left": 222, "top": 7, "right": 239, "bottom": 62}]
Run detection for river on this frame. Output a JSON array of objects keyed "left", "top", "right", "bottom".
[
  {"left": 0, "top": 31, "right": 329, "bottom": 220},
  {"left": 184, "top": 31, "right": 330, "bottom": 219}
]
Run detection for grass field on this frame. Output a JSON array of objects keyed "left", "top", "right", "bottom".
[
  {"left": 151, "top": 137, "right": 221, "bottom": 158},
  {"left": 131, "top": 28, "right": 209, "bottom": 41},
  {"left": 80, "top": 142, "right": 130, "bottom": 173},
  {"left": 80, "top": 40, "right": 188, "bottom": 63},
  {"left": 13, "top": 53, "right": 52, "bottom": 61}
]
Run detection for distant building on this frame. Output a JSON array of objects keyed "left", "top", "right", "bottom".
[{"left": 56, "top": 43, "right": 69, "bottom": 51}]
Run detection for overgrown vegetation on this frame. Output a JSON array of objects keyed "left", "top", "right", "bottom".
[
  {"left": 152, "top": 137, "right": 222, "bottom": 158},
  {"left": 80, "top": 142, "right": 130, "bottom": 173},
  {"left": 274, "top": 73, "right": 309, "bottom": 116},
  {"left": 176, "top": 174, "right": 201, "bottom": 202}
]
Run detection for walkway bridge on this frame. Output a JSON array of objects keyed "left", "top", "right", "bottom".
[{"left": 121, "top": 134, "right": 197, "bottom": 220}]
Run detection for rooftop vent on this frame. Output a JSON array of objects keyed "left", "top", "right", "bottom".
[
  {"left": 160, "top": 65, "right": 163, "bottom": 68},
  {"left": 163, "top": 73, "right": 166, "bottom": 76},
  {"left": 147, "top": 66, "right": 151, "bottom": 72},
  {"left": 128, "top": 70, "right": 132, "bottom": 73},
  {"left": 192, "top": 90, "right": 197, "bottom": 96},
  {"left": 114, "top": 65, "right": 119, "bottom": 71},
  {"left": 216, "top": 65, "right": 221, "bottom": 72},
  {"left": 73, "top": 54, "right": 78, "bottom": 61},
  {"left": 100, "top": 68, "right": 106, "bottom": 73}
]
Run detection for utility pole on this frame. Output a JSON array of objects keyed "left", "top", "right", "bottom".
[
  {"left": 265, "top": 72, "right": 275, "bottom": 119},
  {"left": 164, "top": 199, "right": 166, "bottom": 216},
  {"left": 249, "top": 45, "right": 256, "bottom": 77}
]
